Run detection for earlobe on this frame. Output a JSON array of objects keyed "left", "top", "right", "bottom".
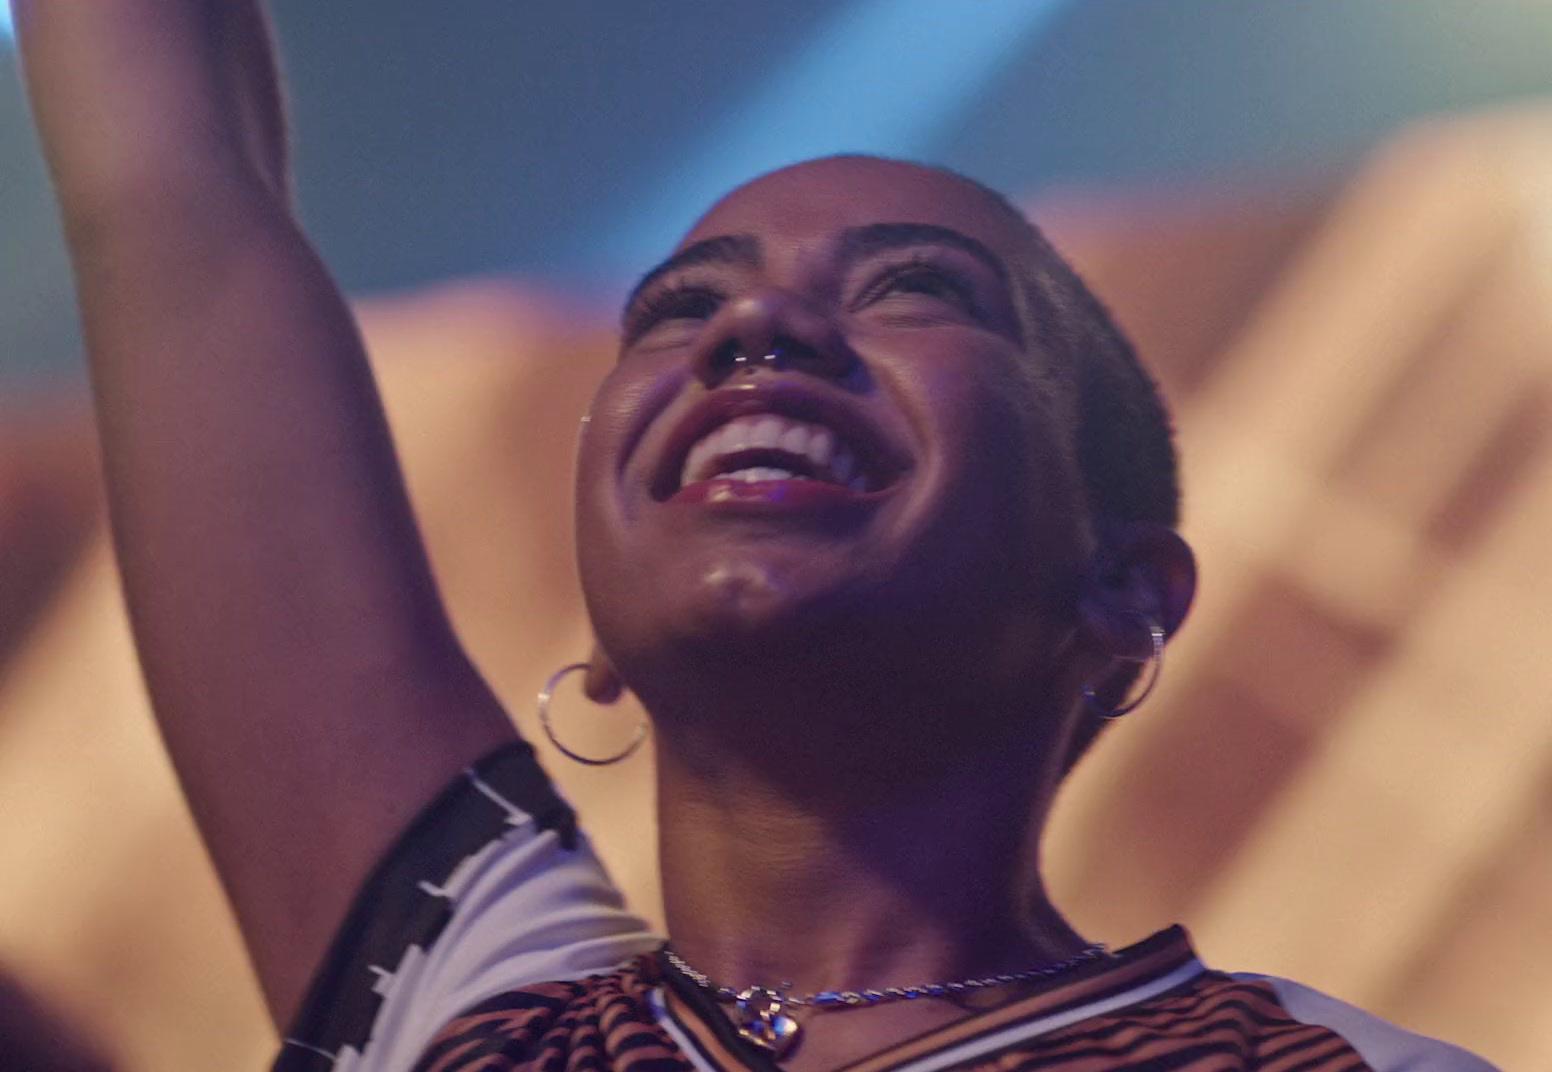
[
  {"left": 583, "top": 642, "right": 627, "bottom": 704},
  {"left": 1077, "top": 521, "right": 1197, "bottom": 658}
]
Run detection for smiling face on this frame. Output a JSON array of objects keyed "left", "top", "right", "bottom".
[{"left": 576, "top": 157, "right": 1099, "bottom": 740}]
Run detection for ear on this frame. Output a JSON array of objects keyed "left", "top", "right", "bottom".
[
  {"left": 1076, "top": 521, "right": 1196, "bottom": 660},
  {"left": 582, "top": 640, "right": 626, "bottom": 704}
]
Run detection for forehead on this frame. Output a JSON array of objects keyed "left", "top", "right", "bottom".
[{"left": 679, "top": 157, "right": 1029, "bottom": 266}]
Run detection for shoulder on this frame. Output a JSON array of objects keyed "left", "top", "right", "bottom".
[
  {"left": 1230, "top": 973, "right": 1499, "bottom": 1072},
  {"left": 276, "top": 742, "right": 661, "bottom": 1072}
]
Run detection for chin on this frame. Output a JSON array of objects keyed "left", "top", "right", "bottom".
[{"left": 673, "top": 554, "right": 853, "bottom": 646}]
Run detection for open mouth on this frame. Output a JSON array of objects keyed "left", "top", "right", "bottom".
[
  {"left": 680, "top": 413, "right": 869, "bottom": 492},
  {"left": 653, "top": 389, "right": 906, "bottom": 502}
]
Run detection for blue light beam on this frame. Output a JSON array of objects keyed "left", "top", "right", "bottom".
[
  {"left": 590, "top": 0, "right": 1070, "bottom": 279},
  {"left": 1, "top": 2, "right": 13, "bottom": 41}
]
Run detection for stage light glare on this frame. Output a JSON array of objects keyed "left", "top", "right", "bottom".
[{"left": 589, "top": 0, "right": 1070, "bottom": 280}]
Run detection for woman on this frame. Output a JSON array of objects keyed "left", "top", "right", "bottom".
[{"left": 14, "top": 3, "right": 1494, "bottom": 1070}]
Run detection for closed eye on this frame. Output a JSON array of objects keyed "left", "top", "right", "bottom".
[
  {"left": 885, "top": 266, "right": 972, "bottom": 301},
  {"left": 623, "top": 285, "right": 724, "bottom": 346},
  {"left": 859, "top": 257, "right": 984, "bottom": 319}
]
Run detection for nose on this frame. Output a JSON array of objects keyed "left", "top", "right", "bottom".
[{"left": 691, "top": 290, "right": 858, "bottom": 388}]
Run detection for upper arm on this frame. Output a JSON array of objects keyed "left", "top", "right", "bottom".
[{"left": 15, "top": 1, "right": 524, "bottom": 1023}]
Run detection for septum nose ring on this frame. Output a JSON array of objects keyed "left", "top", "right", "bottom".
[{"left": 731, "top": 346, "right": 783, "bottom": 371}]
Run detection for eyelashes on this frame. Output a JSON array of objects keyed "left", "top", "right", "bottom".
[
  {"left": 622, "top": 254, "right": 984, "bottom": 346},
  {"left": 859, "top": 255, "right": 982, "bottom": 315},
  {"left": 622, "top": 284, "right": 725, "bottom": 346}
]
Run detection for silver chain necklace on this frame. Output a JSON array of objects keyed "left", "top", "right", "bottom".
[{"left": 661, "top": 943, "right": 1110, "bottom": 1058}]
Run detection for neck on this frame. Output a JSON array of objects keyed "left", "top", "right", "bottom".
[{"left": 654, "top": 719, "right": 1086, "bottom": 1000}]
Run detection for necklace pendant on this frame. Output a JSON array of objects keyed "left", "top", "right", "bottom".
[{"left": 734, "top": 985, "right": 801, "bottom": 1057}]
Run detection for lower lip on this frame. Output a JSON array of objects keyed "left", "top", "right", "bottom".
[{"left": 669, "top": 477, "right": 870, "bottom": 508}]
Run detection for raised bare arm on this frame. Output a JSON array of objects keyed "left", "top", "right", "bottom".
[{"left": 14, "top": 1, "right": 518, "bottom": 1023}]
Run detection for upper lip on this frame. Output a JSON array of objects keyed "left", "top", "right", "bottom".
[{"left": 650, "top": 380, "right": 910, "bottom": 500}]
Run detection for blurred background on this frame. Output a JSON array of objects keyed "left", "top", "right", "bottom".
[{"left": 2, "top": 2, "right": 1551, "bottom": 1069}]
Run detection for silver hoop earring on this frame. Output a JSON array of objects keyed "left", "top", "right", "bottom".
[
  {"left": 537, "top": 662, "right": 648, "bottom": 766},
  {"left": 1080, "top": 615, "right": 1165, "bottom": 720}
]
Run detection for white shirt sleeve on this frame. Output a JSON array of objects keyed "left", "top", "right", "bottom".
[
  {"left": 346, "top": 826, "right": 660, "bottom": 1072},
  {"left": 275, "top": 744, "right": 661, "bottom": 1072}
]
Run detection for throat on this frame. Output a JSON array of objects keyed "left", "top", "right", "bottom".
[{"left": 652, "top": 734, "right": 1087, "bottom": 1066}]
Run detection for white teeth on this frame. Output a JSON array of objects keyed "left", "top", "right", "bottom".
[
  {"left": 750, "top": 416, "right": 782, "bottom": 449},
  {"left": 723, "top": 421, "right": 752, "bottom": 454},
  {"left": 681, "top": 435, "right": 715, "bottom": 489},
  {"left": 679, "top": 412, "right": 873, "bottom": 489},
  {"left": 805, "top": 427, "right": 834, "bottom": 468},
  {"left": 681, "top": 441, "right": 705, "bottom": 489},
  {"left": 726, "top": 467, "right": 799, "bottom": 482}
]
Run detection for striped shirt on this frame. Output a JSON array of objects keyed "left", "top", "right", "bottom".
[{"left": 275, "top": 744, "right": 1495, "bottom": 1072}]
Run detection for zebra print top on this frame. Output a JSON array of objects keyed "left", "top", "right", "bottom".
[{"left": 409, "top": 930, "right": 1493, "bottom": 1072}]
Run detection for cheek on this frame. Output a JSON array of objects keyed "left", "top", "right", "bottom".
[
  {"left": 576, "top": 357, "right": 682, "bottom": 490},
  {"left": 922, "top": 346, "right": 1068, "bottom": 482},
  {"left": 573, "top": 367, "right": 653, "bottom": 578},
  {"left": 573, "top": 358, "right": 698, "bottom": 613},
  {"left": 912, "top": 348, "right": 1090, "bottom": 571},
  {"left": 983, "top": 354, "right": 1082, "bottom": 509}
]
